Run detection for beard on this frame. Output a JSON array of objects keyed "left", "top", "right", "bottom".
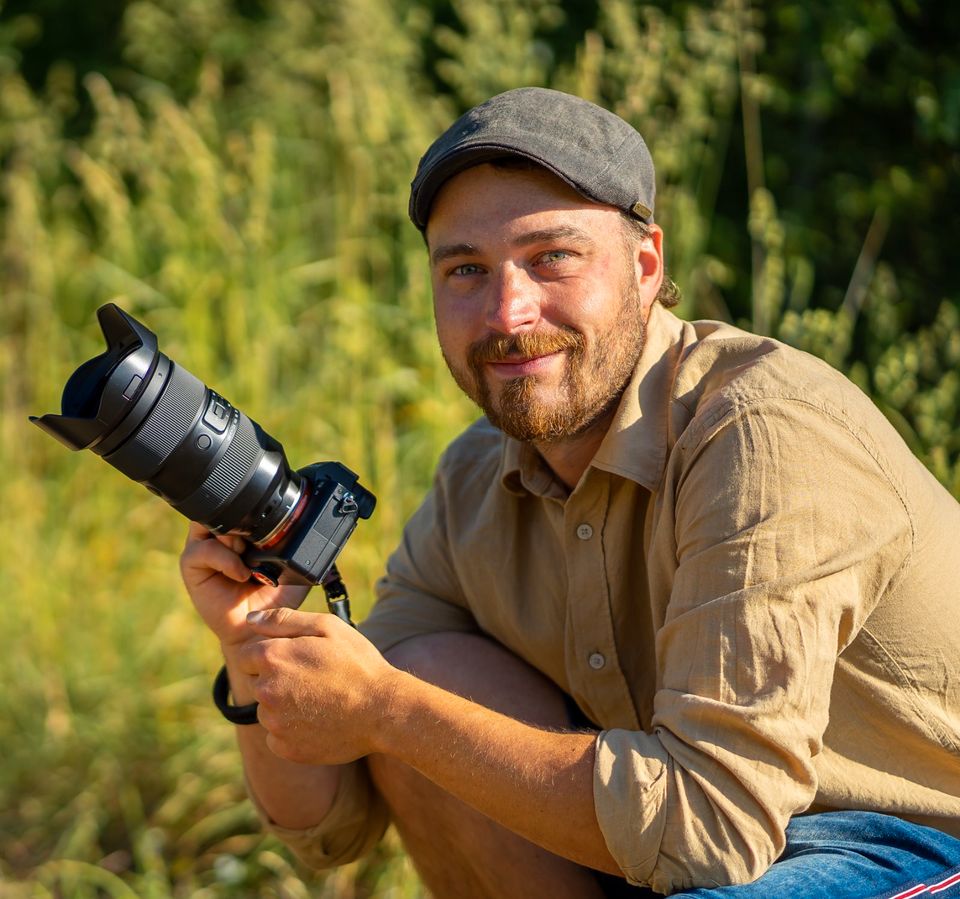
[{"left": 443, "top": 279, "right": 647, "bottom": 444}]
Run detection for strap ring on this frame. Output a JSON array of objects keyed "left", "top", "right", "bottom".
[{"left": 212, "top": 665, "right": 259, "bottom": 725}]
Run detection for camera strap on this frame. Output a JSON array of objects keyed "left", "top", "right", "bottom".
[{"left": 212, "top": 665, "right": 259, "bottom": 725}]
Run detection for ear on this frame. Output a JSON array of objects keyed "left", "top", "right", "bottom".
[{"left": 629, "top": 223, "right": 665, "bottom": 318}]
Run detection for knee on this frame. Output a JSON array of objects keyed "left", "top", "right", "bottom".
[
  {"left": 382, "top": 631, "right": 573, "bottom": 728},
  {"left": 381, "top": 631, "right": 477, "bottom": 687}
]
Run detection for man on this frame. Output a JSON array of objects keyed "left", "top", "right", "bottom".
[{"left": 180, "top": 88, "right": 960, "bottom": 897}]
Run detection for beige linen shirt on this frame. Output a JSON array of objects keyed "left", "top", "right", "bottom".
[{"left": 262, "top": 304, "right": 960, "bottom": 893}]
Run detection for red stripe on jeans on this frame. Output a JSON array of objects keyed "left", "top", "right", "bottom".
[
  {"left": 889, "top": 886, "right": 929, "bottom": 899},
  {"left": 930, "top": 872, "right": 960, "bottom": 894}
]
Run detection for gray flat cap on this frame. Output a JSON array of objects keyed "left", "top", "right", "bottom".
[{"left": 409, "top": 87, "right": 656, "bottom": 231}]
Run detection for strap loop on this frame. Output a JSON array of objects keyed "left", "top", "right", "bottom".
[{"left": 212, "top": 665, "right": 259, "bottom": 725}]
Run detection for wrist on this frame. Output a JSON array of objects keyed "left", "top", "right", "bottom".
[
  {"left": 219, "top": 644, "right": 258, "bottom": 705},
  {"left": 369, "top": 668, "right": 415, "bottom": 756}
]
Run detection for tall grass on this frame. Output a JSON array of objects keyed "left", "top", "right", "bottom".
[
  {"left": 1, "top": 0, "right": 957, "bottom": 895},
  {"left": 2, "top": 2, "right": 466, "bottom": 894}
]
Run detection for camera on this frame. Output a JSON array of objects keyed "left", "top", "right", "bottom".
[{"left": 31, "top": 304, "right": 375, "bottom": 596}]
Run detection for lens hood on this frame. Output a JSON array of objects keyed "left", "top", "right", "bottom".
[{"left": 30, "top": 304, "right": 163, "bottom": 454}]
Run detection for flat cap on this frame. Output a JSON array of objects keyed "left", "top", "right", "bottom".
[{"left": 409, "top": 87, "right": 656, "bottom": 231}]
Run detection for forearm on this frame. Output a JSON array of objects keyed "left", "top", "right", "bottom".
[
  {"left": 236, "top": 610, "right": 620, "bottom": 872},
  {"left": 374, "top": 668, "right": 620, "bottom": 874},
  {"left": 224, "top": 649, "right": 344, "bottom": 829}
]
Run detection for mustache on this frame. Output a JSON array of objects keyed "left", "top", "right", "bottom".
[{"left": 468, "top": 328, "right": 584, "bottom": 368}]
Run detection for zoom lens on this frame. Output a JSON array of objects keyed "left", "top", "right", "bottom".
[{"left": 31, "top": 304, "right": 302, "bottom": 544}]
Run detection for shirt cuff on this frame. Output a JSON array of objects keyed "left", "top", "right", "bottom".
[
  {"left": 594, "top": 728, "right": 670, "bottom": 887},
  {"left": 246, "top": 761, "right": 390, "bottom": 870}
]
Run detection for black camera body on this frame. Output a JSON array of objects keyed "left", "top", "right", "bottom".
[
  {"left": 31, "top": 304, "right": 375, "bottom": 592},
  {"left": 243, "top": 461, "right": 375, "bottom": 588}
]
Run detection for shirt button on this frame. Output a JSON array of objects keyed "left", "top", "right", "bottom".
[
  {"left": 576, "top": 523, "right": 594, "bottom": 540},
  {"left": 588, "top": 651, "right": 606, "bottom": 670}
]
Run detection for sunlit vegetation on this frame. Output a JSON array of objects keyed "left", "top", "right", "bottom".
[{"left": 2, "top": 0, "right": 957, "bottom": 894}]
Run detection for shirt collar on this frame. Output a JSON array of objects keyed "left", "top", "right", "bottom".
[
  {"left": 591, "top": 302, "right": 687, "bottom": 490},
  {"left": 500, "top": 437, "right": 568, "bottom": 499},
  {"left": 499, "top": 303, "right": 689, "bottom": 496}
]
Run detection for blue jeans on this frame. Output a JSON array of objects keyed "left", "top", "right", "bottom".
[{"left": 601, "top": 812, "right": 960, "bottom": 898}]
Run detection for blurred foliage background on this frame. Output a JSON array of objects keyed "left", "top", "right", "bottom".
[{"left": 1, "top": 0, "right": 958, "bottom": 895}]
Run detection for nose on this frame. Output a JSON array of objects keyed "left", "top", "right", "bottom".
[{"left": 484, "top": 264, "right": 541, "bottom": 334}]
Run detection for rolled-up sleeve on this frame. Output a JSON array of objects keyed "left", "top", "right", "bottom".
[
  {"left": 248, "top": 762, "right": 390, "bottom": 870},
  {"left": 593, "top": 398, "right": 914, "bottom": 893}
]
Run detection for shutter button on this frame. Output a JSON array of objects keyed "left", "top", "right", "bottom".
[
  {"left": 576, "top": 523, "right": 594, "bottom": 540},
  {"left": 588, "top": 652, "right": 606, "bottom": 670}
]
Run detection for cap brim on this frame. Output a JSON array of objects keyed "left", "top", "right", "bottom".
[{"left": 410, "top": 146, "right": 522, "bottom": 230}]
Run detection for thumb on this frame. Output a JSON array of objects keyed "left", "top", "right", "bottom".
[{"left": 246, "top": 607, "right": 327, "bottom": 637}]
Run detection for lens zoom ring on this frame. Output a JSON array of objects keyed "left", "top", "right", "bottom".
[
  {"left": 134, "top": 365, "right": 205, "bottom": 462},
  {"left": 106, "top": 363, "right": 206, "bottom": 480},
  {"left": 200, "top": 414, "right": 261, "bottom": 506}
]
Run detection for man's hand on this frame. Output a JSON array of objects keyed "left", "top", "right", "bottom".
[
  {"left": 179, "top": 525, "right": 350, "bottom": 832},
  {"left": 179, "top": 521, "right": 310, "bottom": 648},
  {"left": 238, "top": 608, "right": 397, "bottom": 765}
]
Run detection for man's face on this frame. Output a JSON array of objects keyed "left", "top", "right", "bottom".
[{"left": 425, "top": 163, "right": 663, "bottom": 444}]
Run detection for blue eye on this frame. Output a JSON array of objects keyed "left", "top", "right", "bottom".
[
  {"left": 452, "top": 263, "right": 483, "bottom": 276},
  {"left": 540, "top": 250, "right": 570, "bottom": 264}
]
